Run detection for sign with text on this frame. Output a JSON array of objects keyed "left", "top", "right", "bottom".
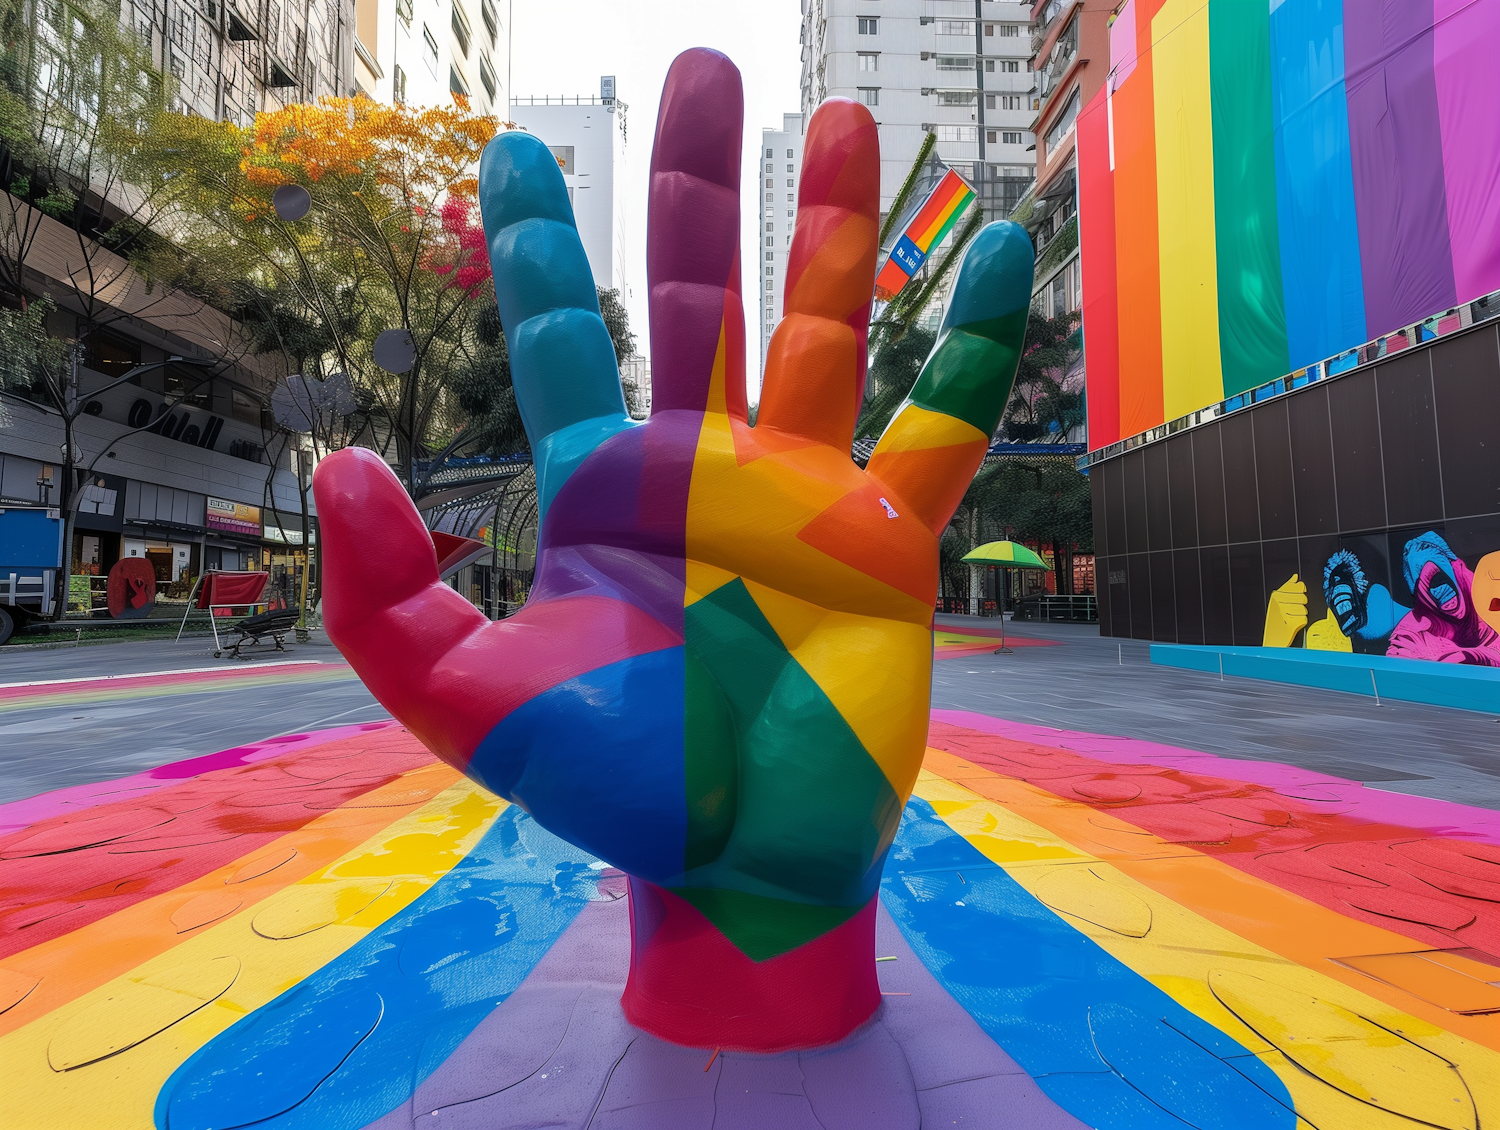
[{"left": 206, "top": 497, "right": 262, "bottom": 537}]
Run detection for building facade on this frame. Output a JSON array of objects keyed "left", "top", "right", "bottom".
[
  {"left": 125, "top": 0, "right": 357, "bottom": 125},
  {"left": 799, "top": 0, "right": 1036, "bottom": 226},
  {"left": 757, "top": 113, "right": 806, "bottom": 378},
  {"left": 509, "top": 90, "right": 629, "bottom": 295},
  {"left": 352, "top": 0, "right": 509, "bottom": 116}
]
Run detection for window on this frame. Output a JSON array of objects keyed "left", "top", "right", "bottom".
[
  {"left": 766, "top": 252, "right": 774, "bottom": 260},
  {"left": 766, "top": 147, "right": 774, "bottom": 157},
  {"left": 1002, "top": 131, "right": 1022, "bottom": 144},
  {"left": 449, "top": 65, "right": 469, "bottom": 96},
  {"left": 481, "top": 0, "right": 498, "bottom": 41},
  {"left": 1002, "top": 94, "right": 1020, "bottom": 110},
  {"left": 479, "top": 55, "right": 496, "bottom": 99},
  {"left": 857, "top": 16, "right": 877, "bottom": 34},
  {"left": 766, "top": 265, "right": 774, "bottom": 275},
  {"left": 766, "top": 192, "right": 774, "bottom": 201},
  {"left": 1000, "top": 23, "right": 1019, "bottom": 36},
  {"left": 858, "top": 51, "right": 878, "bottom": 71},
  {"left": 986, "top": 94, "right": 996, "bottom": 109},
  {"left": 787, "top": 193, "right": 794, "bottom": 200},
  {"left": 1002, "top": 59, "right": 1019, "bottom": 72},
  {"left": 985, "top": 59, "right": 995, "bottom": 72},
  {"left": 935, "top": 125, "right": 978, "bottom": 142},
  {"left": 935, "top": 54, "right": 974, "bottom": 71},
  {"left": 936, "top": 20, "right": 973, "bottom": 35},
  {"left": 765, "top": 279, "right": 774, "bottom": 290},
  {"left": 765, "top": 162, "right": 772, "bottom": 172},
  {"left": 396, "top": 0, "right": 411, "bottom": 26},
  {"left": 786, "top": 179, "right": 794, "bottom": 187},
  {"left": 1043, "top": 86, "right": 1080, "bottom": 152},
  {"left": 987, "top": 130, "right": 997, "bottom": 144},
  {"left": 393, "top": 64, "right": 407, "bottom": 103},
  {"left": 786, "top": 164, "right": 793, "bottom": 171},
  {"left": 451, "top": 2, "right": 471, "bottom": 57},
  {"left": 984, "top": 22, "right": 993, "bottom": 35},
  {"left": 422, "top": 25, "right": 438, "bottom": 74},
  {"left": 766, "top": 236, "right": 774, "bottom": 246},
  {"left": 766, "top": 178, "right": 773, "bottom": 187},
  {"left": 858, "top": 86, "right": 879, "bottom": 106},
  {"left": 937, "top": 90, "right": 976, "bottom": 106},
  {"left": 766, "top": 222, "right": 774, "bottom": 230},
  {"left": 786, "top": 149, "right": 793, "bottom": 157}
]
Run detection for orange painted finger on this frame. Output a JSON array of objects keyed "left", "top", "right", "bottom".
[{"left": 755, "top": 99, "right": 880, "bottom": 449}]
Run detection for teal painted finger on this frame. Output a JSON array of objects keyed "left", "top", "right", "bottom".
[
  {"left": 478, "top": 131, "right": 631, "bottom": 461},
  {"left": 906, "top": 221, "right": 1035, "bottom": 436}
]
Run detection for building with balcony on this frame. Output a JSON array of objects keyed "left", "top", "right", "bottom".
[
  {"left": 124, "top": 0, "right": 357, "bottom": 125},
  {"left": 799, "top": 0, "right": 1037, "bottom": 227},
  {"left": 509, "top": 86, "right": 629, "bottom": 295},
  {"left": 758, "top": 113, "right": 806, "bottom": 379},
  {"left": 1020, "top": 0, "right": 1113, "bottom": 322},
  {"left": 352, "top": 0, "right": 509, "bottom": 115}
]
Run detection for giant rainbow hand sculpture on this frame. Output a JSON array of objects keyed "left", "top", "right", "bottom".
[{"left": 312, "top": 48, "right": 1033, "bottom": 1052}]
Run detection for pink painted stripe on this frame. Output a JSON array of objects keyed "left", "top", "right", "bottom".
[
  {"left": 0, "top": 662, "right": 349, "bottom": 702},
  {"left": 931, "top": 709, "right": 1500, "bottom": 845},
  {"left": 0, "top": 720, "right": 401, "bottom": 835}
]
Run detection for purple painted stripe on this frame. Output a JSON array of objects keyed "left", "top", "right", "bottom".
[
  {"left": 1434, "top": 0, "right": 1500, "bottom": 302},
  {"left": 0, "top": 721, "right": 400, "bottom": 835},
  {"left": 931, "top": 709, "right": 1500, "bottom": 846},
  {"left": 1343, "top": 0, "right": 1457, "bottom": 335}
]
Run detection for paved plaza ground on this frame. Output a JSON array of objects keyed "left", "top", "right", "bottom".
[{"left": 3, "top": 620, "right": 1498, "bottom": 1130}]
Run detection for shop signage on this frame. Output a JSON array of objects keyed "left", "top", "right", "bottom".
[
  {"left": 128, "top": 398, "right": 226, "bottom": 451},
  {"left": 206, "top": 497, "right": 262, "bottom": 536}
]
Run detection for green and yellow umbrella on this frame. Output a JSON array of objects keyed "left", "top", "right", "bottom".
[{"left": 959, "top": 540, "right": 1050, "bottom": 651}]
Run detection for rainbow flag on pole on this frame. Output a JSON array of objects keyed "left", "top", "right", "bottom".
[{"left": 874, "top": 169, "right": 976, "bottom": 300}]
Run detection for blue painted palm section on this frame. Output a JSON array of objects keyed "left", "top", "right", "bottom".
[
  {"left": 155, "top": 806, "right": 600, "bottom": 1130},
  {"left": 478, "top": 131, "right": 635, "bottom": 523},
  {"left": 881, "top": 798, "right": 1297, "bottom": 1130},
  {"left": 470, "top": 646, "right": 687, "bottom": 885}
]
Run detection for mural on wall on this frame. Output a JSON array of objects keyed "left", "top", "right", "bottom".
[{"left": 1263, "top": 531, "right": 1500, "bottom": 665}]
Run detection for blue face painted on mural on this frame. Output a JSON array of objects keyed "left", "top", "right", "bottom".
[{"left": 1403, "top": 531, "right": 1465, "bottom": 620}]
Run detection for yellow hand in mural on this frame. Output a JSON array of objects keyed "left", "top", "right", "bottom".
[
  {"left": 1263, "top": 574, "right": 1309, "bottom": 649},
  {"left": 1305, "top": 608, "right": 1353, "bottom": 652}
]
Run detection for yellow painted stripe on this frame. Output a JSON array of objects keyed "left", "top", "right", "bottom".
[
  {"left": 914, "top": 770, "right": 1500, "bottom": 1128},
  {"left": 1152, "top": 0, "right": 1223, "bottom": 419},
  {"left": 1, "top": 781, "right": 502, "bottom": 1130}
]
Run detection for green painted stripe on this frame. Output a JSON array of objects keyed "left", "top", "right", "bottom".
[{"left": 1210, "top": 0, "right": 1289, "bottom": 395}]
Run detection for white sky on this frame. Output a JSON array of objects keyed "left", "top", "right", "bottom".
[{"left": 509, "top": 0, "right": 804, "bottom": 394}]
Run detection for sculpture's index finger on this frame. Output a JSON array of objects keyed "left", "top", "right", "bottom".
[
  {"left": 647, "top": 49, "right": 746, "bottom": 419},
  {"left": 478, "top": 130, "right": 626, "bottom": 447}
]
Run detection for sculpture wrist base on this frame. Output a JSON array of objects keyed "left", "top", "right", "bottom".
[{"left": 621, "top": 878, "right": 880, "bottom": 1053}]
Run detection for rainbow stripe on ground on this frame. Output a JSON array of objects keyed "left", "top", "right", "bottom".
[
  {"left": 3, "top": 713, "right": 1497, "bottom": 1128},
  {"left": 0, "top": 662, "right": 356, "bottom": 715}
]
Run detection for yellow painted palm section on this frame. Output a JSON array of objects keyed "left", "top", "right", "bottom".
[
  {"left": 0, "top": 782, "right": 503, "bottom": 1130},
  {"left": 1152, "top": 0, "right": 1222, "bottom": 418},
  {"left": 744, "top": 578, "right": 931, "bottom": 798},
  {"left": 868, "top": 401, "right": 986, "bottom": 456},
  {"left": 913, "top": 770, "right": 1500, "bottom": 1130}
]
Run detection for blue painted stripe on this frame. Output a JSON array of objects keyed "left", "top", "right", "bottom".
[
  {"left": 880, "top": 797, "right": 1297, "bottom": 1130},
  {"left": 1269, "top": 0, "right": 1367, "bottom": 369},
  {"left": 155, "top": 806, "right": 602, "bottom": 1130}
]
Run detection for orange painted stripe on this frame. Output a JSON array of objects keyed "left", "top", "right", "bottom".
[
  {"left": 0, "top": 761, "right": 460, "bottom": 1037},
  {"left": 922, "top": 746, "right": 1500, "bottom": 1051},
  {"left": 1113, "top": 0, "right": 1166, "bottom": 436}
]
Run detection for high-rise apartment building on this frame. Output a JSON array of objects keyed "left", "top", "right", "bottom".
[
  {"left": 353, "top": 0, "right": 509, "bottom": 116},
  {"left": 757, "top": 113, "right": 805, "bottom": 378},
  {"left": 799, "top": 0, "right": 1036, "bottom": 226},
  {"left": 124, "top": 0, "right": 356, "bottom": 125},
  {"left": 509, "top": 84, "right": 629, "bottom": 294}
]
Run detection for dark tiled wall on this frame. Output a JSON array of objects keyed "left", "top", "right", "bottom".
[{"left": 1094, "top": 323, "right": 1500, "bottom": 643}]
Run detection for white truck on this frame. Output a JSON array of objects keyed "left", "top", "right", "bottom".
[{"left": 0, "top": 505, "right": 63, "bottom": 645}]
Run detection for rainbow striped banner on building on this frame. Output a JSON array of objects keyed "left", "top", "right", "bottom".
[
  {"left": 1077, "top": 0, "right": 1500, "bottom": 451},
  {"left": 874, "top": 168, "right": 975, "bottom": 300}
]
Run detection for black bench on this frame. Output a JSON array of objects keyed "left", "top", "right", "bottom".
[{"left": 219, "top": 608, "right": 301, "bottom": 659}]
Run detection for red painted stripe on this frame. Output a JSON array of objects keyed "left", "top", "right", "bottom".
[
  {"left": 0, "top": 729, "right": 438, "bottom": 958},
  {"left": 928, "top": 721, "right": 1500, "bottom": 956}
]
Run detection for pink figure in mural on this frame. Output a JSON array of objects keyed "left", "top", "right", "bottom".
[{"left": 1386, "top": 531, "right": 1500, "bottom": 665}]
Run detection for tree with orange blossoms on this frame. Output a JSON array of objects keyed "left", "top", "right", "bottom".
[{"left": 129, "top": 94, "right": 508, "bottom": 488}]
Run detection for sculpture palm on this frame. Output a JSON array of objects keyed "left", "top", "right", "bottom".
[{"left": 313, "top": 48, "right": 1033, "bottom": 1051}]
